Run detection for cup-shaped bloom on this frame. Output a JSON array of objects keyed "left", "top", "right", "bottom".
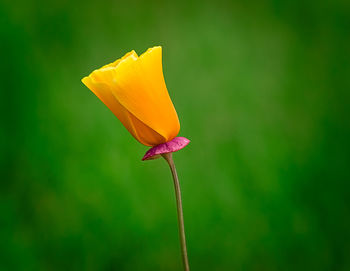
[{"left": 82, "top": 46, "right": 180, "bottom": 146}]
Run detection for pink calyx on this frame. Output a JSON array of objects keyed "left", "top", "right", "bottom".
[{"left": 142, "top": 137, "right": 190, "bottom": 161}]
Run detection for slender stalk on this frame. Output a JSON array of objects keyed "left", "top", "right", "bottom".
[{"left": 162, "top": 153, "right": 190, "bottom": 271}]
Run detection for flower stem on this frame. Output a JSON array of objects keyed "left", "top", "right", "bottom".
[{"left": 162, "top": 153, "right": 190, "bottom": 271}]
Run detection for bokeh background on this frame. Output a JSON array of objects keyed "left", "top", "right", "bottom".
[{"left": 1, "top": 0, "right": 350, "bottom": 270}]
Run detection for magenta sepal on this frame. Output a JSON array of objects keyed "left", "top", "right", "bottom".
[{"left": 142, "top": 137, "right": 190, "bottom": 161}]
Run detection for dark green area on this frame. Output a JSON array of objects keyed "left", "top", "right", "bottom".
[{"left": 1, "top": 0, "right": 350, "bottom": 270}]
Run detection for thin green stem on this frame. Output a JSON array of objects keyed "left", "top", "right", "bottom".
[{"left": 162, "top": 153, "right": 190, "bottom": 271}]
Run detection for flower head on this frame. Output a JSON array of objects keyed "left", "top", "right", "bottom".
[{"left": 82, "top": 46, "right": 180, "bottom": 146}]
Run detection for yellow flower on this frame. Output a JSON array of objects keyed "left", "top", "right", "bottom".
[{"left": 82, "top": 46, "right": 180, "bottom": 146}]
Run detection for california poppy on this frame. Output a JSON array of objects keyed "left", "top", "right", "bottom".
[
  {"left": 82, "top": 46, "right": 180, "bottom": 147},
  {"left": 82, "top": 46, "right": 190, "bottom": 271}
]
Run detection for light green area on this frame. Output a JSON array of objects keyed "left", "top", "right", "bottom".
[{"left": 1, "top": 0, "right": 350, "bottom": 270}]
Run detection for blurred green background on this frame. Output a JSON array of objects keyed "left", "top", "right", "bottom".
[{"left": 1, "top": 0, "right": 350, "bottom": 270}]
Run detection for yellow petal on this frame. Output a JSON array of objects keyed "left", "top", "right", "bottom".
[
  {"left": 82, "top": 76, "right": 166, "bottom": 146},
  {"left": 101, "top": 50, "right": 137, "bottom": 69},
  {"left": 109, "top": 46, "right": 180, "bottom": 141}
]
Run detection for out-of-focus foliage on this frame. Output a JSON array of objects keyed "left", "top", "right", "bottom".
[{"left": 1, "top": 0, "right": 349, "bottom": 270}]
